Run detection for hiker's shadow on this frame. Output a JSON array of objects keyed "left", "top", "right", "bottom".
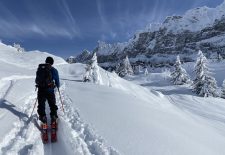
[
  {"left": 0, "top": 99, "right": 41, "bottom": 131},
  {"left": 0, "top": 99, "right": 40, "bottom": 126},
  {"left": 0, "top": 99, "right": 28, "bottom": 120}
]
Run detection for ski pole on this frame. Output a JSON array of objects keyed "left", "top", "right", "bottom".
[
  {"left": 57, "top": 87, "right": 65, "bottom": 114},
  {"left": 30, "top": 97, "right": 38, "bottom": 118}
]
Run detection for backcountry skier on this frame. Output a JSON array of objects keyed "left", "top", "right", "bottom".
[{"left": 35, "top": 56, "right": 60, "bottom": 142}]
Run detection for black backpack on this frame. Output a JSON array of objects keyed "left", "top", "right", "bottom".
[{"left": 35, "top": 63, "right": 54, "bottom": 89}]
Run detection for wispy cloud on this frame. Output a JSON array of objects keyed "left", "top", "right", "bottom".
[
  {"left": 0, "top": 1, "right": 80, "bottom": 39},
  {"left": 96, "top": 0, "right": 108, "bottom": 28},
  {"left": 57, "top": 0, "right": 80, "bottom": 37},
  {"left": 113, "top": 0, "right": 172, "bottom": 39},
  {"left": 96, "top": 0, "right": 118, "bottom": 41}
]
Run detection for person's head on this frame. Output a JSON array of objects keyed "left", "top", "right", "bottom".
[{"left": 45, "top": 56, "right": 54, "bottom": 65}]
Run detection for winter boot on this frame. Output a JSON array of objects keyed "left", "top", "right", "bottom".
[{"left": 39, "top": 115, "right": 47, "bottom": 123}]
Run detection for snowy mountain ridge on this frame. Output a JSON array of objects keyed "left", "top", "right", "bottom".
[
  {"left": 76, "top": 0, "right": 225, "bottom": 70},
  {"left": 161, "top": 0, "right": 225, "bottom": 33},
  {"left": 94, "top": 41, "right": 128, "bottom": 56}
]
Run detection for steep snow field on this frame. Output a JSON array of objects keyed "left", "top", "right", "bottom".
[{"left": 1, "top": 43, "right": 225, "bottom": 155}]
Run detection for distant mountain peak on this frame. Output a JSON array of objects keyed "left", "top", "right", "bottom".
[{"left": 76, "top": 1, "right": 225, "bottom": 69}]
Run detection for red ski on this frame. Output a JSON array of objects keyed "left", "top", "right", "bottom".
[
  {"left": 41, "top": 123, "right": 48, "bottom": 144},
  {"left": 51, "top": 121, "right": 57, "bottom": 142}
]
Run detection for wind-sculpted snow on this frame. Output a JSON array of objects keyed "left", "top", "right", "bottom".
[
  {"left": 0, "top": 74, "right": 120, "bottom": 155},
  {"left": 0, "top": 78, "right": 38, "bottom": 155},
  {"left": 3, "top": 44, "right": 225, "bottom": 154},
  {"left": 58, "top": 84, "right": 119, "bottom": 155},
  {"left": 0, "top": 43, "right": 67, "bottom": 69},
  {"left": 0, "top": 43, "right": 121, "bottom": 155},
  {"left": 58, "top": 63, "right": 166, "bottom": 104}
]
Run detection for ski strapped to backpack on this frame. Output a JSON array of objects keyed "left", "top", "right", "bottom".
[{"left": 35, "top": 63, "right": 55, "bottom": 89}]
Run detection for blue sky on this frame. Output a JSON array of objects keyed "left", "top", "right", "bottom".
[{"left": 0, "top": 0, "right": 223, "bottom": 58}]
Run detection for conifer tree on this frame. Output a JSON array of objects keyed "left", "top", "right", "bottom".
[
  {"left": 116, "top": 55, "right": 133, "bottom": 77},
  {"left": 83, "top": 53, "right": 102, "bottom": 84},
  {"left": 192, "top": 50, "right": 218, "bottom": 97},
  {"left": 144, "top": 68, "right": 149, "bottom": 76},
  {"left": 218, "top": 53, "right": 223, "bottom": 62},
  {"left": 221, "top": 80, "right": 225, "bottom": 99},
  {"left": 171, "top": 55, "right": 190, "bottom": 85},
  {"left": 137, "top": 65, "right": 141, "bottom": 74}
]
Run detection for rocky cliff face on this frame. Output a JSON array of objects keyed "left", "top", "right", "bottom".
[{"left": 76, "top": 1, "right": 225, "bottom": 70}]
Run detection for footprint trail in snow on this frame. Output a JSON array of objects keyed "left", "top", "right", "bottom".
[{"left": 0, "top": 77, "right": 119, "bottom": 155}]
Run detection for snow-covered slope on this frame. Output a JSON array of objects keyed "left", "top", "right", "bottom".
[
  {"left": 63, "top": 62, "right": 225, "bottom": 155},
  {"left": 2, "top": 42, "right": 225, "bottom": 155},
  {"left": 0, "top": 43, "right": 66, "bottom": 69},
  {"left": 0, "top": 43, "right": 119, "bottom": 155}
]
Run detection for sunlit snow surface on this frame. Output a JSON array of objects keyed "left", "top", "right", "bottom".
[
  {"left": 1, "top": 42, "right": 225, "bottom": 155},
  {"left": 149, "top": 1, "right": 225, "bottom": 33}
]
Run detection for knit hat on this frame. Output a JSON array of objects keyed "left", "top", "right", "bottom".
[{"left": 45, "top": 56, "right": 54, "bottom": 65}]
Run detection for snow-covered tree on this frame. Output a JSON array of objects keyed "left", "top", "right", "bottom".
[
  {"left": 66, "top": 56, "right": 76, "bottom": 64},
  {"left": 116, "top": 55, "right": 133, "bottom": 77},
  {"left": 144, "top": 68, "right": 149, "bottom": 76},
  {"left": 192, "top": 50, "right": 218, "bottom": 97},
  {"left": 106, "top": 72, "right": 112, "bottom": 87},
  {"left": 136, "top": 65, "right": 142, "bottom": 74},
  {"left": 83, "top": 65, "right": 92, "bottom": 82},
  {"left": 218, "top": 53, "right": 223, "bottom": 62},
  {"left": 133, "top": 65, "right": 142, "bottom": 74},
  {"left": 221, "top": 80, "right": 225, "bottom": 99},
  {"left": 115, "top": 63, "right": 120, "bottom": 73},
  {"left": 171, "top": 55, "right": 190, "bottom": 85},
  {"left": 83, "top": 53, "right": 102, "bottom": 84},
  {"left": 13, "top": 43, "right": 25, "bottom": 52}
]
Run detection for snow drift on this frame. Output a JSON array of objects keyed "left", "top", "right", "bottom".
[{"left": 1, "top": 42, "right": 225, "bottom": 155}]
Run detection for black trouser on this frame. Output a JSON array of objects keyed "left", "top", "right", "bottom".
[{"left": 37, "top": 89, "right": 58, "bottom": 121}]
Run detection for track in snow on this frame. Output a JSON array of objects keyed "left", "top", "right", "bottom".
[
  {"left": 54, "top": 83, "right": 119, "bottom": 155},
  {"left": 0, "top": 77, "right": 119, "bottom": 155},
  {"left": 0, "top": 77, "right": 41, "bottom": 155}
]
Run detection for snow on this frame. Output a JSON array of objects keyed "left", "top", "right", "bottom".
[
  {"left": 144, "top": 23, "right": 162, "bottom": 32},
  {"left": 199, "top": 34, "right": 225, "bottom": 46},
  {"left": 139, "top": 0, "right": 225, "bottom": 34},
  {"left": 96, "top": 41, "right": 127, "bottom": 56},
  {"left": 147, "top": 39, "right": 156, "bottom": 50},
  {"left": 0, "top": 43, "right": 67, "bottom": 69},
  {"left": 160, "top": 0, "right": 225, "bottom": 33},
  {"left": 1, "top": 42, "right": 225, "bottom": 155}
]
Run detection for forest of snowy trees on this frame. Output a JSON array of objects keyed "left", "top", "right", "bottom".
[{"left": 80, "top": 49, "right": 225, "bottom": 98}]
